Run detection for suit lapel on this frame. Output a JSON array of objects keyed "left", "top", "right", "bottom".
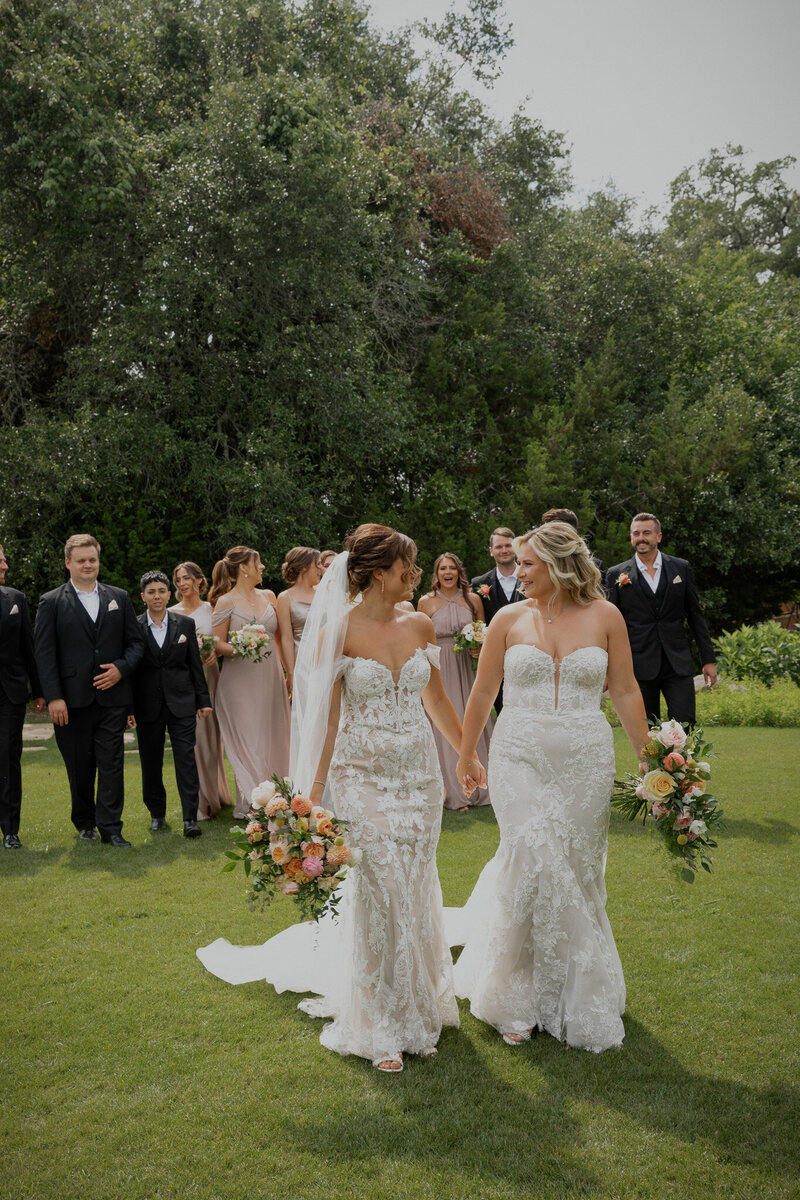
[
  {"left": 655, "top": 555, "right": 673, "bottom": 611},
  {"left": 95, "top": 583, "right": 112, "bottom": 636}
]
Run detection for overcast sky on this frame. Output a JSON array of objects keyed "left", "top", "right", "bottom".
[{"left": 365, "top": 0, "right": 800, "bottom": 215}]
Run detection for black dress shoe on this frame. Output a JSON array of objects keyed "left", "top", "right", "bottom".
[
  {"left": 150, "top": 817, "right": 168, "bottom": 832},
  {"left": 101, "top": 833, "right": 132, "bottom": 847},
  {"left": 78, "top": 828, "right": 99, "bottom": 841},
  {"left": 183, "top": 820, "right": 201, "bottom": 839},
  {"left": 3, "top": 833, "right": 22, "bottom": 849}
]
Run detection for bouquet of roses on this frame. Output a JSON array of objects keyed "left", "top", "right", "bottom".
[
  {"left": 228, "top": 622, "right": 271, "bottom": 662},
  {"left": 223, "top": 775, "right": 357, "bottom": 922},
  {"left": 197, "top": 633, "right": 218, "bottom": 659},
  {"left": 453, "top": 620, "right": 487, "bottom": 670},
  {"left": 611, "top": 720, "right": 723, "bottom": 882}
]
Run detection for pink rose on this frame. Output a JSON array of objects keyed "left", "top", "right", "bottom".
[
  {"left": 301, "top": 856, "right": 324, "bottom": 878},
  {"left": 654, "top": 720, "right": 688, "bottom": 751},
  {"left": 651, "top": 802, "right": 668, "bottom": 818},
  {"left": 663, "top": 752, "right": 685, "bottom": 772},
  {"left": 674, "top": 810, "right": 693, "bottom": 830},
  {"left": 278, "top": 879, "right": 299, "bottom": 895}
]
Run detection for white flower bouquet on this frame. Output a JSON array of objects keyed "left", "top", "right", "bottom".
[{"left": 229, "top": 622, "right": 271, "bottom": 662}]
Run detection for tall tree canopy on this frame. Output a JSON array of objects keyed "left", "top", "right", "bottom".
[{"left": 1, "top": 0, "right": 798, "bottom": 629}]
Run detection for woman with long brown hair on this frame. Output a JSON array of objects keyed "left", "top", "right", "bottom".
[
  {"left": 418, "top": 552, "right": 491, "bottom": 811},
  {"left": 209, "top": 546, "right": 290, "bottom": 818},
  {"left": 198, "top": 525, "right": 483, "bottom": 1072},
  {"left": 170, "top": 562, "right": 232, "bottom": 817},
  {"left": 275, "top": 546, "right": 322, "bottom": 698}
]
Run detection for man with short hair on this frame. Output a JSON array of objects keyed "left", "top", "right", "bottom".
[
  {"left": 130, "top": 571, "right": 212, "bottom": 838},
  {"left": 471, "top": 527, "right": 525, "bottom": 713},
  {"left": 541, "top": 508, "right": 605, "bottom": 580},
  {"left": 606, "top": 513, "right": 717, "bottom": 725},
  {"left": 0, "top": 543, "right": 45, "bottom": 849},
  {"left": 34, "top": 534, "right": 144, "bottom": 846}
]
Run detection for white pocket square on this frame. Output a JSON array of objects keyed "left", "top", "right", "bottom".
[
  {"left": 107, "top": 599, "right": 119, "bottom": 611},
  {"left": 672, "top": 575, "right": 682, "bottom": 584},
  {"left": 178, "top": 633, "right": 187, "bottom": 644},
  {"left": 9, "top": 603, "right": 19, "bottom": 615}
]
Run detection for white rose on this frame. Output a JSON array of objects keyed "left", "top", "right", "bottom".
[
  {"left": 689, "top": 819, "right": 707, "bottom": 837},
  {"left": 250, "top": 779, "right": 277, "bottom": 807},
  {"left": 654, "top": 720, "right": 688, "bottom": 751},
  {"left": 697, "top": 761, "right": 711, "bottom": 776}
]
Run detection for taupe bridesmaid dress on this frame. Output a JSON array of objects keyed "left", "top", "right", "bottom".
[
  {"left": 430, "top": 592, "right": 491, "bottom": 809},
  {"left": 289, "top": 598, "right": 312, "bottom": 647},
  {"left": 212, "top": 599, "right": 290, "bottom": 819},
  {"left": 174, "top": 601, "right": 232, "bottom": 818}
]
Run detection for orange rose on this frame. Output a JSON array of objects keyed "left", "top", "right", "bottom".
[
  {"left": 317, "top": 819, "right": 335, "bottom": 838},
  {"left": 303, "top": 843, "right": 325, "bottom": 859},
  {"left": 290, "top": 795, "right": 313, "bottom": 817}
]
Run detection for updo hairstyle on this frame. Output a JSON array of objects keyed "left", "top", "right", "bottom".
[
  {"left": 344, "top": 523, "right": 421, "bottom": 598},
  {"left": 514, "top": 522, "right": 604, "bottom": 606},
  {"left": 172, "top": 561, "right": 208, "bottom": 600},
  {"left": 208, "top": 545, "right": 258, "bottom": 607},
  {"left": 281, "top": 546, "right": 321, "bottom": 584}
]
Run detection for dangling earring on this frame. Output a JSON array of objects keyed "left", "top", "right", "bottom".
[{"left": 380, "top": 576, "right": 385, "bottom": 593}]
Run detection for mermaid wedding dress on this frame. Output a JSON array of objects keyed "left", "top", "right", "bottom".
[
  {"left": 197, "top": 643, "right": 459, "bottom": 1065},
  {"left": 446, "top": 643, "right": 625, "bottom": 1052}
]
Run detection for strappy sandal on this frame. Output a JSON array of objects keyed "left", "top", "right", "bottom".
[
  {"left": 420, "top": 1047, "right": 438, "bottom": 1059},
  {"left": 374, "top": 1055, "right": 403, "bottom": 1072},
  {"left": 501, "top": 1030, "right": 533, "bottom": 1046}
]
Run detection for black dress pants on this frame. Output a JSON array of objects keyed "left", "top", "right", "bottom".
[
  {"left": 54, "top": 702, "right": 127, "bottom": 836},
  {"left": 0, "top": 694, "right": 26, "bottom": 836},
  {"left": 637, "top": 653, "right": 696, "bottom": 726},
  {"left": 136, "top": 704, "right": 199, "bottom": 823}
]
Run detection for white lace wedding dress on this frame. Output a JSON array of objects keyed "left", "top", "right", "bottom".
[
  {"left": 197, "top": 644, "right": 459, "bottom": 1064},
  {"left": 446, "top": 644, "right": 625, "bottom": 1053}
]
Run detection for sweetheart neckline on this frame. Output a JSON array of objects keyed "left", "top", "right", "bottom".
[
  {"left": 343, "top": 645, "right": 431, "bottom": 683},
  {"left": 506, "top": 643, "right": 608, "bottom": 666}
]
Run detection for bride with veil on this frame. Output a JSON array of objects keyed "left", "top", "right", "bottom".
[{"left": 197, "top": 524, "right": 484, "bottom": 1071}]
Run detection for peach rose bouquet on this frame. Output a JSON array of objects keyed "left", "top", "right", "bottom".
[
  {"left": 611, "top": 722, "right": 723, "bottom": 881},
  {"left": 223, "top": 775, "right": 355, "bottom": 921}
]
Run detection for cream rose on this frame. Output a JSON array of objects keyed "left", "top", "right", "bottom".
[
  {"left": 250, "top": 779, "right": 277, "bottom": 807},
  {"left": 641, "top": 770, "right": 676, "bottom": 804}
]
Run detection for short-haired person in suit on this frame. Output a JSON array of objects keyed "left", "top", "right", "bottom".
[
  {"left": 470, "top": 527, "right": 526, "bottom": 714},
  {"left": 0, "top": 543, "right": 46, "bottom": 849},
  {"left": 130, "top": 571, "right": 212, "bottom": 838},
  {"left": 541, "top": 508, "right": 605, "bottom": 580},
  {"left": 34, "top": 534, "right": 145, "bottom": 846},
  {"left": 606, "top": 513, "right": 717, "bottom": 726}
]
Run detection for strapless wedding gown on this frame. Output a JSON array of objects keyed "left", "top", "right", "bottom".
[
  {"left": 197, "top": 644, "right": 458, "bottom": 1064},
  {"left": 447, "top": 644, "right": 625, "bottom": 1053}
]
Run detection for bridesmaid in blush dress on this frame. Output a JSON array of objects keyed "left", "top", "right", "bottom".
[
  {"left": 169, "top": 561, "right": 232, "bottom": 818},
  {"left": 275, "top": 547, "right": 322, "bottom": 699},
  {"left": 418, "top": 553, "right": 491, "bottom": 812},
  {"left": 209, "top": 546, "right": 291, "bottom": 819}
]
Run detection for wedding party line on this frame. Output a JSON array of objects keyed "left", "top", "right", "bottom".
[{"left": 1, "top": 510, "right": 718, "bottom": 1069}]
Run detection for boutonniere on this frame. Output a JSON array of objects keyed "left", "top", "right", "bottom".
[
  {"left": 477, "top": 584, "right": 491, "bottom": 597},
  {"left": 616, "top": 573, "right": 632, "bottom": 587},
  {"left": 107, "top": 599, "right": 119, "bottom": 611},
  {"left": 672, "top": 575, "right": 682, "bottom": 584},
  {"left": 178, "top": 633, "right": 187, "bottom": 643},
  {"left": 8, "top": 603, "right": 19, "bottom": 615}
]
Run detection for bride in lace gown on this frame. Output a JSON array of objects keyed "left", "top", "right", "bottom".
[
  {"left": 197, "top": 525, "right": 483, "bottom": 1072},
  {"left": 454, "top": 522, "right": 649, "bottom": 1053}
]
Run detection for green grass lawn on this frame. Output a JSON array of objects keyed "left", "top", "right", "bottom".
[{"left": 1, "top": 727, "right": 799, "bottom": 1200}]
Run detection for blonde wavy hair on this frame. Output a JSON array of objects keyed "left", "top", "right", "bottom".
[{"left": 514, "top": 522, "right": 604, "bottom": 607}]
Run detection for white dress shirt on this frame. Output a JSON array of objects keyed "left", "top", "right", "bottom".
[
  {"left": 496, "top": 569, "right": 519, "bottom": 600},
  {"left": 635, "top": 551, "right": 663, "bottom": 593},
  {"left": 147, "top": 610, "right": 169, "bottom": 649},
  {"left": 70, "top": 580, "right": 100, "bottom": 622}
]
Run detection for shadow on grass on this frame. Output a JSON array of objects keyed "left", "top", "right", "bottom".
[
  {"left": 441, "top": 806, "right": 498, "bottom": 836},
  {"left": 285, "top": 1011, "right": 799, "bottom": 1192},
  {"left": 720, "top": 817, "right": 800, "bottom": 846}
]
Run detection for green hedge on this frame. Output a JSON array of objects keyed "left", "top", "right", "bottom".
[
  {"left": 602, "top": 677, "right": 800, "bottom": 728},
  {"left": 714, "top": 622, "right": 800, "bottom": 686}
]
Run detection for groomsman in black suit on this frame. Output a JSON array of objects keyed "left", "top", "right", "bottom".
[
  {"left": 606, "top": 513, "right": 717, "bottom": 725},
  {"left": 0, "top": 543, "right": 45, "bottom": 848},
  {"left": 34, "top": 534, "right": 144, "bottom": 846},
  {"left": 130, "top": 571, "right": 211, "bottom": 838},
  {"left": 471, "top": 527, "right": 526, "bottom": 713}
]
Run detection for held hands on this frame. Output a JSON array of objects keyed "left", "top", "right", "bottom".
[
  {"left": 93, "top": 663, "right": 122, "bottom": 691},
  {"left": 456, "top": 756, "right": 487, "bottom": 797},
  {"left": 202, "top": 649, "right": 217, "bottom": 667},
  {"left": 197, "top": 707, "right": 213, "bottom": 719}
]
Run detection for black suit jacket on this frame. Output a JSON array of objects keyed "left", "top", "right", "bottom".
[
  {"left": 131, "top": 612, "right": 211, "bottom": 722},
  {"left": 34, "top": 581, "right": 145, "bottom": 708},
  {"left": 0, "top": 586, "right": 42, "bottom": 704},
  {"left": 606, "top": 554, "right": 716, "bottom": 680},
  {"left": 470, "top": 568, "right": 527, "bottom": 624}
]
